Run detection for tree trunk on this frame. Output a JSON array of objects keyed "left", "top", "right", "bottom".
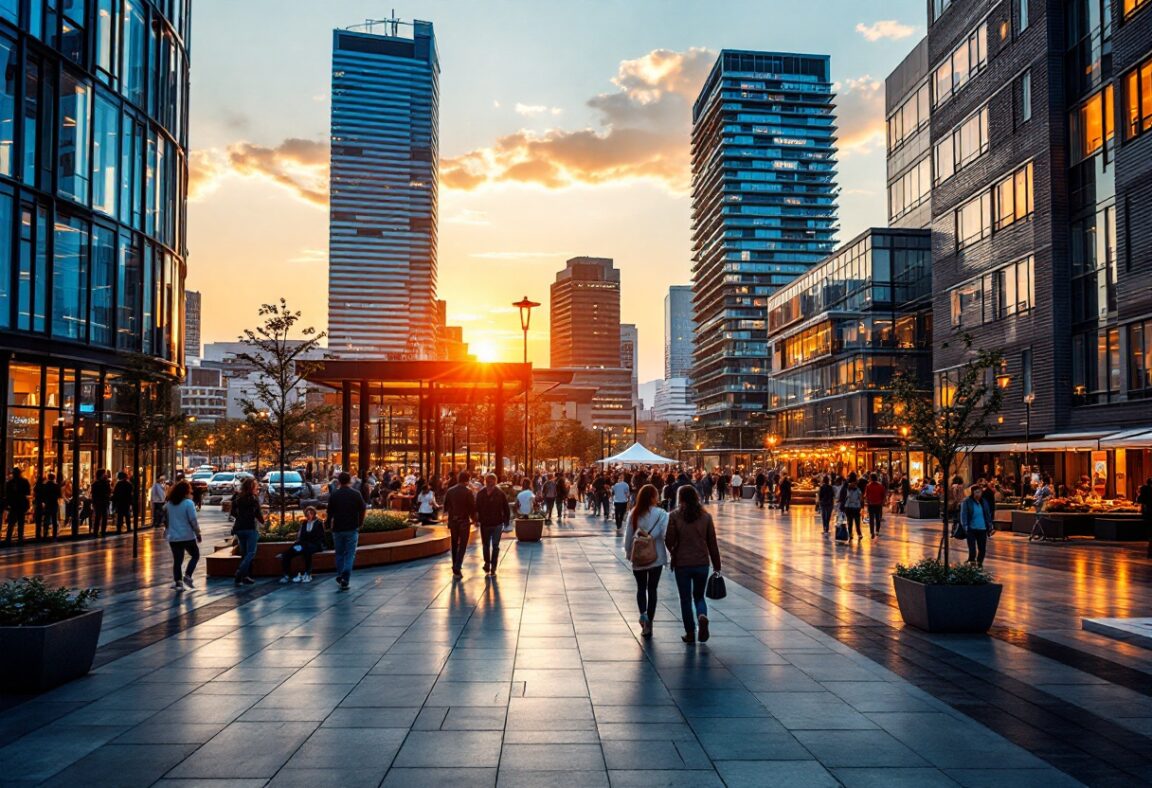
[
  {"left": 940, "top": 458, "right": 950, "bottom": 567},
  {"left": 279, "top": 423, "right": 287, "bottom": 525}
]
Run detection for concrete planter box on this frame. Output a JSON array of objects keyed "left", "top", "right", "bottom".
[
  {"left": 1011, "top": 511, "right": 1096, "bottom": 538},
  {"left": 515, "top": 519, "right": 544, "bottom": 542},
  {"left": 905, "top": 498, "right": 940, "bottom": 520},
  {"left": 892, "top": 575, "right": 1002, "bottom": 633},
  {"left": 0, "top": 609, "right": 104, "bottom": 693}
]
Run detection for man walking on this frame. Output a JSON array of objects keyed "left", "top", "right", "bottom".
[
  {"left": 150, "top": 475, "right": 168, "bottom": 528},
  {"left": 612, "top": 474, "right": 631, "bottom": 532},
  {"left": 328, "top": 471, "right": 366, "bottom": 591},
  {"left": 542, "top": 473, "right": 558, "bottom": 523},
  {"left": 444, "top": 471, "right": 477, "bottom": 577},
  {"left": 4, "top": 467, "right": 31, "bottom": 544},
  {"left": 91, "top": 469, "right": 112, "bottom": 536},
  {"left": 865, "top": 473, "right": 886, "bottom": 537},
  {"left": 112, "top": 471, "right": 134, "bottom": 533},
  {"left": 34, "top": 472, "right": 61, "bottom": 540},
  {"left": 476, "top": 473, "right": 510, "bottom": 576}
]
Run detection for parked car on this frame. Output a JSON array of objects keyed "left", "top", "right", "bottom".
[
  {"left": 263, "top": 471, "right": 313, "bottom": 508},
  {"left": 207, "top": 472, "right": 239, "bottom": 504},
  {"left": 190, "top": 471, "right": 214, "bottom": 495}
]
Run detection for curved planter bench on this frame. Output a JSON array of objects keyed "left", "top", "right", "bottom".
[
  {"left": 905, "top": 498, "right": 941, "bottom": 520},
  {"left": 205, "top": 526, "right": 449, "bottom": 577}
]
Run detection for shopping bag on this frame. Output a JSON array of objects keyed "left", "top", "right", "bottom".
[
  {"left": 835, "top": 523, "right": 849, "bottom": 541},
  {"left": 705, "top": 572, "right": 727, "bottom": 600}
]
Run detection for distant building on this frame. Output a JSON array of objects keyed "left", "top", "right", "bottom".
[
  {"left": 664, "top": 286, "right": 693, "bottom": 380},
  {"left": 180, "top": 365, "right": 228, "bottom": 423},
  {"left": 434, "top": 300, "right": 473, "bottom": 361},
  {"left": 550, "top": 257, "right": 622, "bottom": 369},
  {"left": 690, "top": 50, "right": 838, "bottom": 445},
  {"left": 184, "top": 291, "right": 202, "bottom": 367},
  {"left": 327, "top": 19, "right": 440, "bottom": 359},
  {"left": 545, "top": 367, "right": 634, "bottom": 430},
  {"left": 620, "top": 323, "right": 638, "bottom": 404},
  {"left": 653, "top": 378, "right": 694, "bottom": 424}
]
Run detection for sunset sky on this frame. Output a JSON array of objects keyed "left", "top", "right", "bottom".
[{"left": 186, "top": 0, "right": 924, "bottom": 383}]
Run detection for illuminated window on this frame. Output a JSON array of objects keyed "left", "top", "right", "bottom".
[
  {"left": 1122, "top": 55, "right": 1152, "bottom": 140},
  {"left": 932, "top": 23, "right": 988, "bottom": 107},
  {"left": 934, "top": 105, "right": 988, "bottom": 183},
  {"left": 1070, "top": 85, "right": 1114, "bottom": 161},
  {"left": 993, "top": 162, "right": 1034, "bottom": 231},
  {"left": 955, "top": 192, "right": 991, "bottom": 249},
  {"left": 1124, "top": 0, "right": 1150, "bottom": 17}
]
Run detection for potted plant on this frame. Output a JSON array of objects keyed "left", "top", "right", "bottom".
[
  {"left": 0, "top": 577, "right": 102, "bottom": 692},
  {"left": 893, "top": 559, "right": 1002, "bottom": 633},
  {"left": 515, "top": 512, "right": 546, "bottom": 542}
]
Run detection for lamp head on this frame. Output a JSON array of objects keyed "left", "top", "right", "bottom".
[{"left": 513, "top": 296, "right": 541, "bottom": 332}]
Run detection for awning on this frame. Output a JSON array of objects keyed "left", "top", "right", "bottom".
[
  {"left": 1100, "top": 428, "right": 1152, "bottom": 448},
  {"left": 969, "top": 431, "right": 1117, "bottom": 453}
]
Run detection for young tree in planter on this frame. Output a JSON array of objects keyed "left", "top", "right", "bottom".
[
  {"left": 887, "top": 336, "right": 1004, "bottom": 567},
  {"left": 236, "top": 300, "right": 328, "bottom": 523}
]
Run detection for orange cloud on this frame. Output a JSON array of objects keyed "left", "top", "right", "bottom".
[
  {"left": 188, "top": 138, "right": 329, "bottom": 206},
  {"left": 441, "top": 47, "right": 716, "bottom": 193},
  {"left": 834, "top": 76, "right": 886, "bottom": 157}
]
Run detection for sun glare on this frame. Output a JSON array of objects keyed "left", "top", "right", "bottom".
[{"left": 474, "top": 339, "right": 500, "bottom": 363}]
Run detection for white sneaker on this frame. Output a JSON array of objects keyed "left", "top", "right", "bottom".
[
  {"left": 292, "top": 573, "right": 303, "bottom": 583},
  {"left": 302, "top": 573, "right": 312, "bottom": 583},
  {"left": 279, "top": 575, "right": 291, "bottom": 584}
]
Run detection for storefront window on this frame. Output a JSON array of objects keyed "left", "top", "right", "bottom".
[
  {"left": 52, "top": 215, "right": 89, "bottom": 341},
  {"left": 58, "top": 72, "right": 92, "bottom": 204}
]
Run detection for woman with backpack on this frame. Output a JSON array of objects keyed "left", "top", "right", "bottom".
[
  {"left": 624, "top": 484, "right": 669, "bottom": 638},
  {"left": 841, "top": 477, "right": 864, "bottom": 540},
  {"left": 665, "top": 485, "right": 722, "bottom": 644}
]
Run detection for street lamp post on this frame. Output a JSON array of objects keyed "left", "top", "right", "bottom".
[
  {"left": 513, "top": 296, "right": 540, "bottom": 477},
  {"left": 1024, "top": 392, "right": 1036, "bottom": 482},
  {"left": 899, "top": 425, "right": 911, "bottom": 480}
]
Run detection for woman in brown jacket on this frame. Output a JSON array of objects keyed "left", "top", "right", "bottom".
[{"left": 665, "top": 484, "right": 722, "bottom": 643}]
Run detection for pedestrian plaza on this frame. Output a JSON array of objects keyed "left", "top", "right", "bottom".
[{"left": 1, "top": 502, "right": 1151, "bottom": 786}]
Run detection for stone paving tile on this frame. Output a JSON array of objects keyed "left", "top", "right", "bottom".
[
  {"left": 831, "top": 766, "right": 963, "bottom": 786},
  {"left": 39, "top": 742, "right": 201, "bottom": 788},
  {"left": 381, "top": 767, "right": 498, "bottom": 787},
  {"left": 715, "top": 760, "right": 839, "bottom": 787},
  {"left": 393, "top": 730, "right": 503, "bottom": 768},
  {"left": 793, "top": 729, "right": 932, "bottom": 768},
  {"left": 497, "top": 770, "right": 610, "bottom": 787},
  {"left": 605, "top": 769, "right": 723, "bottom": 787},
  {"left": 165, "top": 721, "right": 320, "bottom": 778}
]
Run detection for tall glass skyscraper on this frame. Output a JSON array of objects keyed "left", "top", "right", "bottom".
[
  {"left": 0, "top": 0, "right": 191, "bottom": 540},
  {"left": 690, "top": 50, "right": 837, "bottom": 446},
  {"left": 665, "top": 285, "right": 693, "bottom": 380},
  {"left": 328, "top": 19, "right": 439, "bottom": 359}
]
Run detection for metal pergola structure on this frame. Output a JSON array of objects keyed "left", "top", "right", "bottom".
[{"left": 304, "top": 360, "right": 552, "bottom": 480}]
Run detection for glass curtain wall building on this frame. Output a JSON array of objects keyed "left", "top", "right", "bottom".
[
  {"left": 764, "top": 229, "right": 932, "bottom": 476},
  {"left": 327, "top": 20, "right": 439, "bottom": 360},
  {"left": 690, "top": 50, "right": 838, "bottom": 448},
  {"left": 0, "top": 0, "right": 190, "bottom": 541}
]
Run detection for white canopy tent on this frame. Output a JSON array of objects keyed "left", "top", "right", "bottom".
[{"left": 599, "top": 442, "right": 679, "bottom": 466}]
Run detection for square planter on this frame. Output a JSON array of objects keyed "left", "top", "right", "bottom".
[
  {"left": 892, "top": 575, "right": 1002, "bottom": 633},
  {"left": 904, "top": 498, "right": 940, "bottom": 520},
  {"left": 0, "top": 609, "right": 104, "bottom": 693},
  {"left": 515, "top": 519, "right": 544, "bottom": 542}
]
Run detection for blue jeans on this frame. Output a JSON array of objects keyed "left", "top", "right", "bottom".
[
  {"left": 674, "top": 565, "right": 710, "bottom": 634},
  {"left": 234, "top": 530, "right": 259, "bottom": 579},
  {"left": 332, "top": 530, "right": 359, "bottom": 581},
  {"left": 480, "top": 525, "right": 502, "bottom": 568}
]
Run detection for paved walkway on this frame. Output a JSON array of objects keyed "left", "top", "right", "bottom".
[{"left": 3, "top": 502, "right": 1152, "bottom": 785}]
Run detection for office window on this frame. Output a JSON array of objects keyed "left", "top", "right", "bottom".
[
  {"left": 993, "top": 162, "right": 1034, "bottom": 230},
  {"left": 933, "top": 23, "right": 988, "bottom": 107},
  {"left": 933, "top": 0, "right": 955, "bottom": 21},
  {"left": 1124, "top": 0, "right": 1150, "bottom": 18},
  {"left": 58, "top": 72, "right": 91, "bottom": 204},
  {"left": 122, "top": 0, "right": 146, "bottom": 107},
  {"left": 1020, "top": 71, "right": 1032, "bottom": 124},
  {"left": 0, "top": 190, "right": 11, "bottom": 329},
  {"left": 956, "top": 192, "right": 991, "bottom": 248},
  {"left": 32, "top": 205, "right": 47, "bottom": 331},
  {"left": 950, "top": 280, "right": 984, "bottom": 328},
  {"left": 888, "top": 157, "right": 931, "bottom": 220},
  {"left": 92, "top": 94, "right": 119, "bottom": 217},
  {"left": 95, "top": 0, "right": 118, "bottom": 82},
  {"left": 91, "top": 226, "right": 115, "bottom": 347},
  {"left": 1130, "top": 321, "right": 1152, "bottom": 394},
  {"left": 116, "top": 233, "right": 140, "bottom": 351},
  {"left": 1022, "top": 348, "right": 1033, "bottom": 396},
  {"left": 935, "top": 106, "right": 989, "bottom": 183},
  {"left": 0, "top": 36, "right": 14, "bottom": 180},
  {"left": 1071, "top": 85, "right": 1114, "bottom": 161},
  {"left": 990, "top": 257, "right": 1035, "bottom": 318},
  {"left": 52, "top": 215, "right": 90, "bottom": 341},
  {"left": 60, "top": 0, "right": 86, "bottom": 63},
  {"left": 0, "top": 0, "right": 16, "bottom": 23},
  {"left": 886, "top": 83, "right": 931, "bottom": 152},
  {"left": 1123, "top": 55, "right": 1152, "bottom": 140},
  {"left": 1019, "top": 0, "right": 1030, "bottom": 30}
]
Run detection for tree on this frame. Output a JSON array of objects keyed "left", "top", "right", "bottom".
[
  {"left": 660, "top": 424, "right": 695, "bottom": 456},
  {"left": 886, "top": 335, "right": 1004, "bottom": 567},
  {"left": 236, "top": 300, "right": 328, "bottom": 522}
]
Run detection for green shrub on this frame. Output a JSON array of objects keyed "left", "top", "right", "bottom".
[
  {"left": 257, "top": 511, "right": 410, "bottom": 542},
  {"left": 361, "top": 512, "right": 411, "bottom": 532},
  {"left": 893, "top": 558, "right": 994, "bottom": 585},
  {"left": 0, "top": 577, "right": 100, "bottom": 626}
]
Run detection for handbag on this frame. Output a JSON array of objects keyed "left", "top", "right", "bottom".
[
  {"left": 705, "top": 571, "right": 727, "bottom": 600},
  {"left": 835, "top": 523, "right": 849, "bottom": 541},
  {"left": 952, "top": 520, "right": 967, "bottom": 539},
  {"left": 631, "top": 527, "right": 658, "bottom": 567}
]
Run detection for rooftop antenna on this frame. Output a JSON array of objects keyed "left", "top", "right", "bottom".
[{"left": 347, "top": 11, "right": 410, "bottom": 36}]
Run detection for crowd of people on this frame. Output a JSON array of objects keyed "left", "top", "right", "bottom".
[{"left": 2, "top": 466, "right": 141, "bottom": 544}]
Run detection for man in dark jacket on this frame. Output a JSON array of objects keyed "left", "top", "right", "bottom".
[
  {"left": 4, "top": 467, "right": 31, "bottom": 544},
  {"left": 112, "top": 472, "right": 134, "bottom": 533},
  {"left": 443, "top": 472, "right": 477, "bottom": 577},
  {"left": 328, "top": 472, "right": 367, "bottom": 591},
  {"left": 475, "top": 473, "right": 510, "bottom": 575},
  {"left": 90, "top": 469, "right": 112, "bottom": 536},
  {"left": 34, "top": 472, "right": 62, "bottom": 540}
]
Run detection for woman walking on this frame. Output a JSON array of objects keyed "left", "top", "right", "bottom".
[
  {"left": 230, "top": 477, "right": 264, "bottom": 586},
  {"left": 624, "top": 484, "right": 669, "bottom": 638},
  {"left": 817, "top": 475, "right": 835, "bottom": 535},
  {"left": 960, "top": 484, "right": 994, "bottom": 567},
  {"left": 841, "top": 477, "right": 864, "bottom": 540},
  {"left": 279, "top": 506, "right": 325, "bottom": 583},
  {"left": 164, "top": 480, "right": 202, "bottom": 592},
  {"left": 665, "top": 485, "right": 722, "bottom": 644}
]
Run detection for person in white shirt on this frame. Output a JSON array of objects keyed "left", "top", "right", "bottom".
[
  {"left": 150, "top": 475, "right": 168, "bottom": 528},
  {"left": 612, "top": 475, "right": 632, "bottom": 531},
  {"left": 416, "top": 483, "right": 438, "bottom": 524},
  {"left": 624, "top": 484, "right": 669, "bottom": 638},
  {"left": 516, "top": 486, "right": 536, "bottom": 517},
  {"left": 730, "top": 473, "right": 744, "bottom": 502}
]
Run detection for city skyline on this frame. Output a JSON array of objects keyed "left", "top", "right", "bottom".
[{"left": 184, "top": 0, "right": 925, "bottom": 381}]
